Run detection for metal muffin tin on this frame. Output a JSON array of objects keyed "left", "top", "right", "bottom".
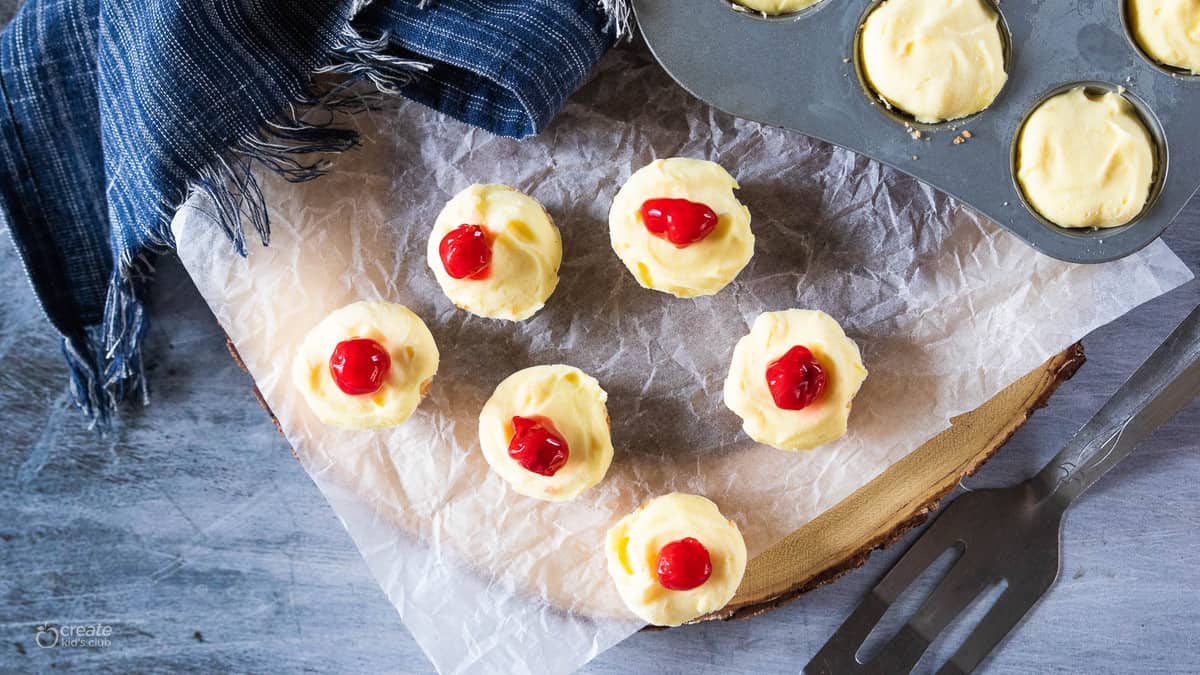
[{"left": 632, "top": 0, "right": 1200, "bottom": 263}]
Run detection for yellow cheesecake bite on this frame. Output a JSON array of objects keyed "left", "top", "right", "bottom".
[
  {"left": 1016, "top": 87, "right": 1156, "bottom": 229},
  {"left": 859, "top": 0, "right": 1008, "bottom": 123},
  {"left": 1129, "top": 0, "right": 1200, "bottom": 74},
  {"left": 605, "top": 493, "right": 747, "bottom": 626},
  {"left": 733, "top": 0, "right": 822, "bottom": 14},
  {"left": 608, "top": 158, "right": 753, "bottom": 298},
  {"left": 292, "top": 301, "right": 439, "bottom": 429},
  {"left": 427, "top": 184, "right": 562, "bottom": 321},
  {"left": 724, "top": 309, "right": 867, "bottom": 451},
  {"left": 478, "top": 365, "right": 613, "bottom": 501}
]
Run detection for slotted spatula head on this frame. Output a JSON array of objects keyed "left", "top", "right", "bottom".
[
  {"left": 806, "top": 482, "right": 1065, "bottom": 675},
  {"left": 807, "top": 305, "right": 1200, "bottom": 674}
]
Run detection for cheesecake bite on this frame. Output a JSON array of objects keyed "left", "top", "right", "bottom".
[
  {"left": 1129, "top": 0, "right": 1200, "bottom": 74},
  {"left": 478, "top": 365, "right": 613, "bottom": 501},
  {"left": 733, "top": 0, "right": 822, "bottom": 14},
  {"left": 292, "top": 301, "right": 439, "bottom": 429},
  {"left": 427, "top": 184, "right": 562, "bottom": 321},
  {"left": 1016, "top": 87, "right": 1156, "bottom": 229},
  {"left": 608, "top": 158, "right": 753, "bottom": 298},
  {"left": 859, "top": 0, "right": 1008, "bottom": 123},
  {"left": 605, "top": 493, "right": 747, "bottom": 626},
  {"left": 724, "top": 309, "right": 867, "bottom": 451}
]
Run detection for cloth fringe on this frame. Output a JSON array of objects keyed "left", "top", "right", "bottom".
[
  {"left": 314, "top": 23, "right": 431, "bottom": 96},
  {"left": 598, "top": 0, "right": 633, "bottom": 40},
  {"left": 62, "top": 330, "right": 107, "bottom": 429},
  {"left": 74, "top": 15, "right": 430, "bottom": 430},
  {"left": 101, "top": 270, "right": 149, "bottom": 404}
]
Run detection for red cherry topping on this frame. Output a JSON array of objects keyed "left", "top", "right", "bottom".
[
  {"left": 329, "top": 338, "right": 391, "bottom": 395},
  {"left": 640, "top": 198, "right": 719, "bottom": 247},
  {"left": 508, "top": 415, "right": 570, "bottom": 476},
  {"left": 656, "top": 537, "right": 713, "bottom": 591},
  {"left": 765, "top": 346, "right": 828, "bottom": 411},
  {"left": 439, "top": 224, "right": 492, "bottom": 279}
]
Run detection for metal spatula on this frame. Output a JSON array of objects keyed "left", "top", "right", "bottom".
[{"left": 806, "top": 305, "right": 1200, "bottom": 675}]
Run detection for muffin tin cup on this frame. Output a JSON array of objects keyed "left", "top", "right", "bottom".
[
  {"left": 633, "top": 0, "right": 1200, "bottom": 263},
  {"left": 851, "top": 0, "right": 1014, "bottom": 130},
  {"left": 1119, "top": 0, "right": 1200, "bottom": 80},
  {"left": 1010, "top": 82, "right": 1169, "bottom": 237}
]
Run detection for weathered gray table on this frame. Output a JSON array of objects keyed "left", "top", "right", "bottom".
[{"left": 1, "top": 2, "right": 1196, "bottom": 672}]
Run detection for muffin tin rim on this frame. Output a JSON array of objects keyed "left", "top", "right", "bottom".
[
  {"left": 849, "top": 0, "right": 1014, "bottom": 131},
  {"left": 1007, "top": 81, "right": 1171, "bottom": 239}
]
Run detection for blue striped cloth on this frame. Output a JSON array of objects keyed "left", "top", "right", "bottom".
[{"left": 0, "top": 0, "right": 618, "bottom": 427}]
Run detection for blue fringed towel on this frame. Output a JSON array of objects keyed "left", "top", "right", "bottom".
[{"left": 0, "top": 0, "right": 626, "bottom": 427}]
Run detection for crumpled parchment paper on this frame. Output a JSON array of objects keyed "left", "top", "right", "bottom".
[{"left": 172, "top": 44, "right": 1192, "bottom": 674}]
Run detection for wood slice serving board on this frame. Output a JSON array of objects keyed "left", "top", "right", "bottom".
[
  {"left": 228, "top": 339, "right": 1084, "bottom": 624},
  {"left": 708, "top": 343, "right": 1084, "bottom": 622}
]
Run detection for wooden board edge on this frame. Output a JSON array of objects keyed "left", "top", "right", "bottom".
[{"left": 690, "top": 343, "right": 1086, "bottom": 624}]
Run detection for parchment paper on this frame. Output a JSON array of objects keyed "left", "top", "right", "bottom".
[{"left": 172, "top": 44, "right": 1192, "bottom": 674}]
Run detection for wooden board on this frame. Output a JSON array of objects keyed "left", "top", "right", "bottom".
[
  {"left": 227, "top": 339, "right": 1084, "bottom": 624},
  {"left": 703, "top": 343, "right": 1085, "bottom": 622}
]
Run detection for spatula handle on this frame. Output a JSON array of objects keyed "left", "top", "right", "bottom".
[{"left": 1035, "top": 304, "right": 1200, "bottom": 507}]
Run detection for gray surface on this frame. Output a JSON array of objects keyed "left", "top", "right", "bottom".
[
  {"left": 1, "top": 2, "right": 1198, "bottom": 672},
  {"left": 633, "top": 0, "right": 1200, "bottom": 264}
]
